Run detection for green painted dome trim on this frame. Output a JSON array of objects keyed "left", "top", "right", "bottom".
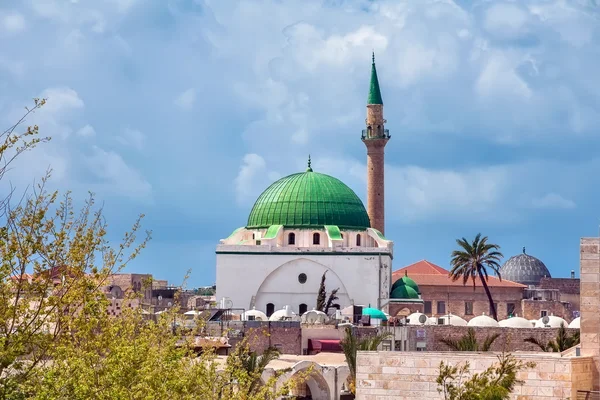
[
  {"left": 324, "top": 225, "right": 342, "bottom": 240},
  {"left": 227, "top": 227, "right": 245, "bottom": 239},
  {"left": 362, "top": 307, "right": 388, "bottom": 321},
  {"left": 391, "top": 276, "right": 420, "bottom": 294},
  {"left": 372, "top": 229, "right": 387, "bottom": 241},
  {"left": 246, "top": 170, "right": 371, "bottom": 229},
  {"left": 368, "top": 53, "right": 383, "bottom": 105},
  {"left": 263, "top": 225, "right": 283, "bottom": 239},
  {"left": 390, "top": 285, "right": 419, "bottom": 300}
]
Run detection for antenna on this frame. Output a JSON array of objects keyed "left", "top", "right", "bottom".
[
  {"left": 542, "top": 315, "right": 550, "bottom": 325},
  {"left": 418, "top": 314, "right": 427, "bottom": 324}
]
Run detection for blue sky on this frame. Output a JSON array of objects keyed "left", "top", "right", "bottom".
[{"left": 1, "top": 0, "right": 599, "bottom": 287}]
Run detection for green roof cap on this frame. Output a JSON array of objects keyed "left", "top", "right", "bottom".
[
  {"left": 390, "top": 285, "right": 419, "bottom": 300},
  {"left": 362, "top": 307, "right": 388, "bottom": 321},
  {"left": 367, "top": 52, "right": 383, "bottom": 105},
  {"left": 391, "top": 273, "right": 420, "bottom": 294},
  {"left": 246, "top": 169, "right": 370, "bottom": 229}
]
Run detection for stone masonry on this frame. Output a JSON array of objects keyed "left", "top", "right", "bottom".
[
  {"left": 356, "top": 351, "right": 595, "bottom": 399},
  {"left": 363, "top": 104, "right": 388, "bottom": 235},
  {"left": 580, "top": 237, "right": 600, "bottom": 389}
]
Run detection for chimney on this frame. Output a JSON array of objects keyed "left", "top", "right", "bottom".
[{"left": 571, "top": 270, "right": 575, "bottom": 279}]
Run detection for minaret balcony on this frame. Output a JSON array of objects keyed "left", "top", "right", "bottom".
[{"left": 361, "top": 128, "right": 390, "bottom": 140}]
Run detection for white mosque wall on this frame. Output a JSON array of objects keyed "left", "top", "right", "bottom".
[{"left": 216, "top": 246, "right": 392, "bottom": 314}]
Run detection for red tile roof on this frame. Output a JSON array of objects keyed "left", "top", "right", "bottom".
[{"left": 392, "top": 260, "right": 526, "bottom": 289}]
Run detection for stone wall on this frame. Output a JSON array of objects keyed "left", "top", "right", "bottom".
[
  {"left": 356, "top": 351, "right": 595, "bottom": 399},
  {"left": 521, "top": 299, "right": 573, "bottom": 322},
  {"left": 580, "top": 237, "right": 600, "bottom": 389},
  {"left": 417, "top": 285, "right": 524, "bottom": 320},
  {"left": 396, "top": 325, "right": 578, "bottom": 352}
]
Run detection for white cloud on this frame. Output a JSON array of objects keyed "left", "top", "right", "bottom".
[
  {"left": 117, "top": 128, "right": 145, "bottom": 151},
  {"left": 85, "top": 146, "right": 152, "bottom": 200},
  {"left": 175, "top": 88, "right": 196, "bottom": 110},
  {"left": 483, "top": 3, "right": 530, "bottom": 40},
  {"left": 1, "top": 12, "right": 25, "bottom": 33},
  {"left": 76, "top": 124, "right": 96, "bottom": 137},
  {"left": 531, "top": 193, "right": 576, "bottom": 210},
  {"left": 234, "top": 154, "right": 280, "bottom": 205}
]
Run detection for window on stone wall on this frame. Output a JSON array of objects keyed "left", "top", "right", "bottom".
[
  {"left": 541, "top": 310, "right": 548, "bottom": 318},
  {"left": 266, "top": 303, "right": 275, "bottom": 317},
  {"left": 356, "top": 234, "right": 361, "bottom": 246},
  {"left": 465, "top": 301, "right": 473, "bottom": 315},
  {"left": 299, "top": 303, "right": 307, "bottom": 315},
  {"left": 437, "top": 301, "right": 446, "bottom": 315},
  {"left": 424, "top": 301, "right": 432, "bottom": 314},
  {"left": 507, "top": 303, "right": 516, "bottom": 317},
  {"left": 313, "top": 232, "right": 320, "bottom": 245},
  {"left": 288, "top": 232, "right": 295, "bottom": 245}
]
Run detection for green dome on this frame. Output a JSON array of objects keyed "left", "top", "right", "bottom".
[
  {"left": 390, "top": 285, "right": 419, "bottom": 300},
  {"left": 246, "top": 169, "right": 370, "bottom": 229},
  {"left": 391, "top": 276, "right": 420, "bottom": 294},
  {"left": 362, "top": 307, "right": 387, "bottom": 321}
]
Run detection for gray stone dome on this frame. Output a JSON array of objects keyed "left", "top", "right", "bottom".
[{"left": 499, "top": 247, "right": 551, "bottom": 286}]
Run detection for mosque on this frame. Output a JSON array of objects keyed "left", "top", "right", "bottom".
[{"left": 215, "top": 55, "right": 410, "bottom": 317}]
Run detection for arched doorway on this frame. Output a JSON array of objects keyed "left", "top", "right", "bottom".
[{"left": 285, "top": 362, "right": 331, "bottom": 400}]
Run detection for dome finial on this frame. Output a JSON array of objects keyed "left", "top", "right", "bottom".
[
  {"left": 522, "top": 246, "right": 526, "bottom": 254},
  {"left": 372, "top": 51, "right": 375, "bottom": 64},
  {"left": 306, "top": 155, "right": 313, "bottom": 172}
]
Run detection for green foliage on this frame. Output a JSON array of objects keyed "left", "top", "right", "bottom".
[
  {"left": 449, "top": 234, "right": 504, "bottom": 321},
  {"left": 437, "top": 353, "right": 535, "bottom": 400},
  {"left": 195, "top": 286, "right": 215, "bottom": 296},
  {"left": 340, "top": 327, "right": 392, "bottom": 395},
  {"left": 439, "top": 328, "right": 501, "bottom": 352},
  {"left": 524, "top": 323, "right": 580, "bottom": 352},
  {"left": 0, "top": 104, "right": 303, "bottom": 400}
]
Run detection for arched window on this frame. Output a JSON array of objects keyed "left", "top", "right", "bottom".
[
  {"left": 356, "top": 234, "right": 361, "bottom": 246},
  {"left": 288, "top": 232, "right": 295, "bottom": 245},
  {"left": 266, "top": 303, "right": 275, "bottom": 317},
  {"left": 313, "top": 233, "right": 320, "bottom": 245},
  {"left": 299, "top": 303, "right": 308, "bottom": 315}
]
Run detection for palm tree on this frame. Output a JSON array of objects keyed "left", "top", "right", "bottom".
[
  {"left": 239, "top": 346, "right": 282, "bottom": 395},
  {"left": 524, "top": 323, "right": 580, "bottom": 352},
  {"left": 340, "top": 326, "right": 392, "bottom": 396},
  {"left": 439, "top": 328, "right": 500, "bottom": 351},
  {"left": 449, "top": 234, "right": 503, "bottom": 321}
]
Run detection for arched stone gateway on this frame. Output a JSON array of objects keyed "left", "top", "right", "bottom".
[{"left": 276, "top": 361, "right": 332, "bottom": 400}]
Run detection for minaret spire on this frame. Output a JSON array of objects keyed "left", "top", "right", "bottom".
[
  {"left": 306, "top": 154, "right": 313, "bottom": 172},
  {"left": 361, "top": 53, "right": 390, "bottom": 234}
]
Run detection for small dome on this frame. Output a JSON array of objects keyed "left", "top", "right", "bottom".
[
  {"left": 390, "top": 285, "right": 419, "bottom": 300},
  {"left": 535, "top": 315, "right": 567, "bottom": 328},
  {"left": 468, "top": 314, "right": 500, "bottom": 327},
  {"left": 427, "top": 317, "right": 438, "bottom": 325},
  {"left": 406, "top": 312, "right": 435, "bottom": 325},
  {"left": 301, "top": 309, "right": 329, "bottom": 324},
  {"left": 568, "top": 317, "right": 580, "bottom": 329},
  {"left": 241, "top": 308, "right": 268, "bottom": 321},
  {"left": 391, "top": 274, "right": 420, "bottom": 294},
  {"left": 499, "top": 247, "right": 551, "bottom": 286},
  {"left": 362, "top": 307, "right": 388, "bottom": 321},
  {"left": 246, "top": 168, "right": 370, "bottom": 229},
  {"left": 499, "top": 316, "right": 533, "bottom": 328},
  {"left": 269, "top": 306, "right": 299, "bottom": 321},
  {"left": 439, "top": 314, "right": 467, "bottom": 326}
]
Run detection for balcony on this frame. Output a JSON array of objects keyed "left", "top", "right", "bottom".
[{"left": 361, "top": 128, "right": 390, "bottom": 140}]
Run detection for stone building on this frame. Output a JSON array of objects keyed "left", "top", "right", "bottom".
[
  {"left": 216, "top": 55, "right": 394, "bottom": 317},
  {"left": 391, "top": 260, "right": 526, "bottom": 320}
]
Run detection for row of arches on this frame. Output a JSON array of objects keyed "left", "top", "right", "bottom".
[{"left": 287, "top": 232, "right": 362, "bottom": 246}]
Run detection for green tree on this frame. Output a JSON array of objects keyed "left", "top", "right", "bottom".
[
  {"left": 437, "top": 353, "right": 535, "bottom": 400},
  {"left": 0, "top": 103, "right": 303, "bottom": 399},
  {"left": 449, "top": 234, "right": 504, "bottom": 321},
  {"left": 340, "top": 326, "right": 392, "bottom": 396},
  {"left": 439, "top": 328, "right": 501, "bottom": 352},
  {"left": 524, "top": 323, "right": 580, "bottom": 352}
]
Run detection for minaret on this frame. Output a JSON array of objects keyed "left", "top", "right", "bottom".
[{"left": 362, "top": 53, "right": 390, "bottom": 234}]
